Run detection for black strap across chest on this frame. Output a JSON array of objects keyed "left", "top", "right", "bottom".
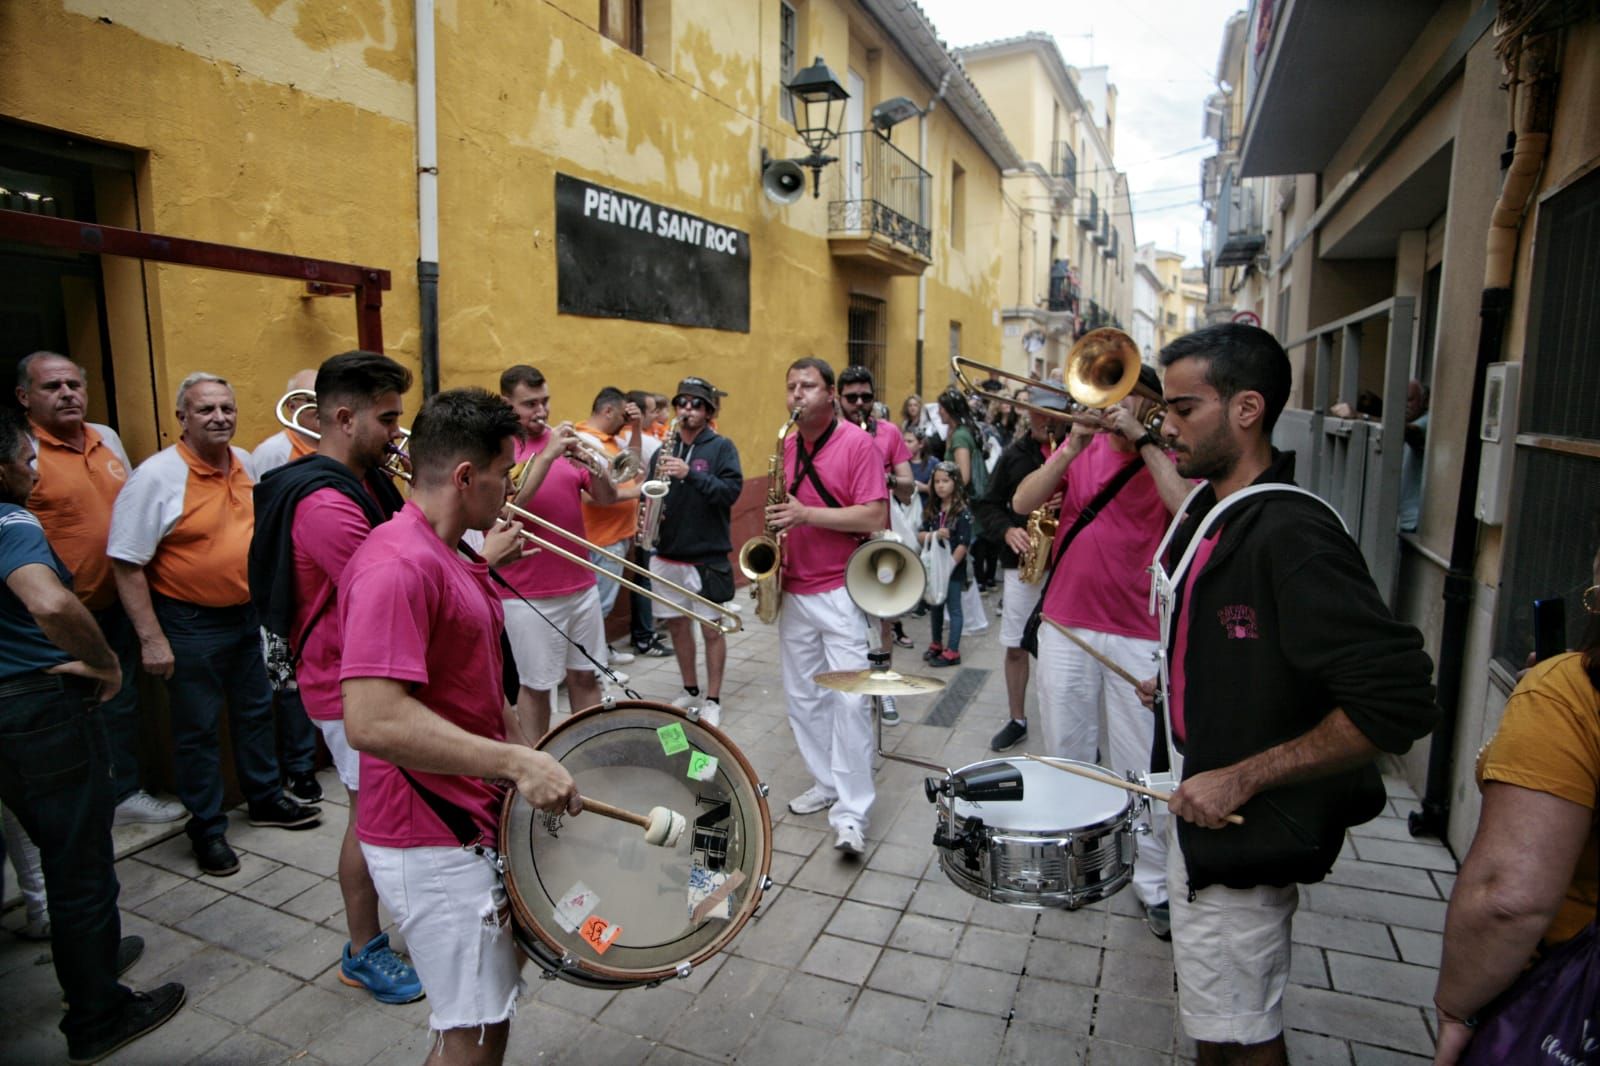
[{"left": 789, "top": 419, "right": 844, "bottom": 509}]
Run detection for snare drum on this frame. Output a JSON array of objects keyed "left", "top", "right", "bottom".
[
  {"left": 930, "top": 757, "right": 1142, "bottom": 908},
  {"left": 499, "top": 701, "right": 773, "bottom": 988}
]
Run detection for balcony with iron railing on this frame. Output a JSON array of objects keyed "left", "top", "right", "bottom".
[
  {"left": 826, "top": 131, "right": 932, "bottom": 276},
  {"left": 1212, "top": 164, "right": 1266, "bottom": 266},
  {"left": 1047, "top": 258, "right": 1079, "bottom": 314},
  {"left": 1078, "top": 187, "right": 1098, "bottom": 229},
  {"left": 1093, "top": 207, "right": 1108, "bottom": 246},
  {"left": 1050, "top": 140, "right": 1077, "bottom": 190}
]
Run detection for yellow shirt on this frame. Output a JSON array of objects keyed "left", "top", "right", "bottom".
[{"left": 1477, "top": 651, "right": 1600, "bottom": 945}]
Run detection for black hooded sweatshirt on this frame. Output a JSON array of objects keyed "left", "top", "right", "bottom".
[
  {"left": 647, "top": 427, "right": 743, "bottom": 565},
  {"left": 1161, "top": 450, "right": 1438, "bottom": 890},
  {"left": 249, "top": 455, "right": 404, "bottom": 644}
]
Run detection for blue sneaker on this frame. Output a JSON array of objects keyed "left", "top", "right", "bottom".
[{"left": 339, "top": 932, "right": 425, "bottom": 1004}]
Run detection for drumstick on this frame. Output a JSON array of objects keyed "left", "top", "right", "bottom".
[
  {"left": 1044, "top": 619, "right": 1146, "bottom": 690},
  {"left": 1023, "top": 754, "right": 1246, "bottom": 826},
  {"left": 580, "top": 797, "right": 688, "bottom": 847}
]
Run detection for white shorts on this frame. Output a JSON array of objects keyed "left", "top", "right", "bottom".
[
  {"left": 998, "top": 569, "right": 1044, "bottom": 648},
  {"left": 1167, "top": 818, "right": 1298, "bottom": 1045},
  {"left": 313, "top": 717, "right": 360, "bottom": 791},
  {"left": 649, "top": 557, "right": 702, "bottom": 621},
  {"left": 503, "top": 585, "right": 605, "bottom": 691},
  {"left": 360, "top": 843, "right": 523, "bottom": 1032}
]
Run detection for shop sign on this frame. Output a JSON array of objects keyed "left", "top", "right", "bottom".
[{"left": 554, "top": 173, "right": 750, "bottom": 333}]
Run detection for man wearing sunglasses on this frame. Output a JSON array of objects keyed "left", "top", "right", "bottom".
[
  {"left": 647, "top": 378, "right": 743, "bottom": 727},
  {"left": 837, "top": 367, "right": 917, "bottom": 723}
]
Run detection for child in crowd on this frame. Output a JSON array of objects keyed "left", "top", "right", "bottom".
[
  {"left": 919, "top": 462, "right": 973, "bottom": 667},
  {"left": 903, "top": 430, "right": 937, "bottom": 619}
]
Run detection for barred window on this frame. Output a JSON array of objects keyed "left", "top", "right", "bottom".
[
  {"left": 1494, "top": 165, "right": 1600, "bottom": 668},
  {"left": 780, "top": 2, "right": 797, "bottom": 124}
]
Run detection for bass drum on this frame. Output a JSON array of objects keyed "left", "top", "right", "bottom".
[{"left": 499, "top": 700, "right": 772, "bottom": 988}]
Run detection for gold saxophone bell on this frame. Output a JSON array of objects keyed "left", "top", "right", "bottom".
[{"left": 738, "top": 404, "right": 804, "bottom": 624}]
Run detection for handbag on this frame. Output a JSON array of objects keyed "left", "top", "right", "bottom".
[
  {"left": 1021, "top": 455, "right": 1146, "bottom": 656},
  {"left": 921, "top": 533, "right": 953, "bottom": 606}
]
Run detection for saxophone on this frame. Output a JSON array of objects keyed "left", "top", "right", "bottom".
[
  {"left": 1017, "top": 503, "right": 1059, "bottom": 584},
  {"left": 636, "top": 418, "right": 677, "bottom": 550},
  {"left": 737, "top": 404, "right": 804, "bottom": 624}
]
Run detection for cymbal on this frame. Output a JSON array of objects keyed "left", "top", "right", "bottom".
[{"left": 812, "top": 669, "right": 948, "bottom": 697}]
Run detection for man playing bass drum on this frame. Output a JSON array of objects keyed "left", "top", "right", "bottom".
[
  {"left": 647, "top": 377, "right": 743, "bottom": 728},
  {"left": 770, "top": 358, "right": 888, "bottom": 858}
]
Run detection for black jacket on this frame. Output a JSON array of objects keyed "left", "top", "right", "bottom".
[
  {"left": 1164, "top": 450, "right": 1437, "bottom": 889},
  {"left": 973, "top": 434, "right": 1050, "bottom": 566},
  {"left": 648, "top": 429, "right": 743, "bottom": 564},
  {"left": 249, "top": 456, "right": 404, "bottom": 642}
]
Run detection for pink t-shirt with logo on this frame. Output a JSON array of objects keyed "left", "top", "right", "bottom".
[
  {"left": 1167, "top": 528, "right": 1221, "bottom": 745},
  {"left": 291, "top": 485, "right": 380, "bottom": 721},
  {"left": 499, "top": 432, "right": 596, "bottom": 599},
  {"left": 340, "top": 503, "right": 509, "bottom": 848},
  {"left": 781, "top": 419, "right": 890, "bottom": 595},
  {"left": 869, "top": 419, "right": 911, "bottom": 472},
  {"left": 1040, "top": 433, "right": 1170, "bottom": 640}
]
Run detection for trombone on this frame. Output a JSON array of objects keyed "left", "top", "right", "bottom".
[
  {"left": 500, "top": 499, "right": 743, "bottom": 635},
  {"left": 275, "top": 387, "right": 414, "bottom": 481},
  {"left": 952, "top": 327, "right": 1166, "bottom": 433}
]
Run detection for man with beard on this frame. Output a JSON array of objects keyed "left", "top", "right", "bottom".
[
  {"left": 1147, "top": 324, "right": 1435, "bottom": 1063},
  {"left": 109, "top": 374, "right": 321, "bottom": 877},
  {"left": 1012, "top": 364, "right": 1190, "bottom": 940},
  {"left": 248, "top": 351, "right": 421, "bottom": 1004},
  {"left": 498, "top": 365, "right": 616, "bottom": 739},
  {"left": 647, "top": 377, "right": 742, "bottom": 727},
  {"left": 340, "top": 387, "right": 579, "bottom": 1066}
]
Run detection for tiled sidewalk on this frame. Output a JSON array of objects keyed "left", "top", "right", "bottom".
[{"left": 0, "top": 591, "right": 1454, "bottom": 1064}]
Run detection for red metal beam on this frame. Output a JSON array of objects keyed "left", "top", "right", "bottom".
[{"left": 0, "top": 208, "right": 391, "bottom": 351}]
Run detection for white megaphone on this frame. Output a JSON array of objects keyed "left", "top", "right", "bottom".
[
  {"left": 844, "top": 532, "right": 926, "bottom": 620},
  {"left": 761, "top": 151, "right": 806, "bottom": 206}
]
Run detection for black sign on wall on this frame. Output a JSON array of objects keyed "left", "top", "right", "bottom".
[{"left": 554, "top": 174, "right": 751, "bottom": 333}]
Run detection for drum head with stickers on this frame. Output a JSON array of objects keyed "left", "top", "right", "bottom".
[{"left": 500, "top": 701, "right": 772, "bottom": 986}]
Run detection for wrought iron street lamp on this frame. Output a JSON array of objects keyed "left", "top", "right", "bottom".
[{"left": 785, "top": 56, "right": 850, "bottom": 198}]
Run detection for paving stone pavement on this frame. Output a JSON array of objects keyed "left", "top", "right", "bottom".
[{"left": 0, "top": 590, "right": 1456, "bottom": 1064}]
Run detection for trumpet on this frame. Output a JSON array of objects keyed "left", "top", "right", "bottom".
[
  {"left": 275, "top": 388, "right": 413, "bottom": 480},
  {"left": 501, "top": 499, "right": 742, "bottom": 634},
  {"left": 952, "top": 327, "right": 1166, "bottom": 433},
  {"left": 537, "top": 421, "right": 641, "bottom": 482}
]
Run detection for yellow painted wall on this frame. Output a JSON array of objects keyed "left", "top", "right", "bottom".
[{"left": 2, "top": 0, "right": 1006, "bottom": 466}]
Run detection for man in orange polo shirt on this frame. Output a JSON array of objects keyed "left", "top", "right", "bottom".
[
  {"left": 15, "top": 351, "right": 185, "bottom": 826},
  {"left": 109, "top": 372, "right": 321, "bottom": 877},
  {"left": 575, "top": 387, "right": 646, "bottom": 668}
]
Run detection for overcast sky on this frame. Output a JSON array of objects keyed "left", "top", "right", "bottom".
[{"left": 913, "top": 0, "right": 1246, "bottom": 266}]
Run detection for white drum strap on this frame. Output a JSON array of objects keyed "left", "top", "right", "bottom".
[{"left": 1148, "top": 484, "right": 1348, "bottom": 780}]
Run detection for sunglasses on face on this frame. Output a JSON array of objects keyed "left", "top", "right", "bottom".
[
  {"left": 674, "top": 396, "right": 708, "bottom": 411},
  {"left": 841, "top": 392, "right": 875, "bottom": 404}
]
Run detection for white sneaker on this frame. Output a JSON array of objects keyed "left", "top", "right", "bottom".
[
  {"left": 114, "top": 790, "right": 186, "bottom": 825},
  {"left": 699, "top": 699, "right": 722, "bottom": 728},
  {"left": 672, "top": 693, "right": 700, "bottom": 711},
  {"left": 788, "top": 786, "right": 837, "bottom": 816},
  {"left": 834, "top": 824, "right": 865, "bottom": 856},
  {"left": 609, "top": 648, "right": 636, "bottom": 665},
  {"left": 607, "top": 668, "right": 630, "bottom": 685}
]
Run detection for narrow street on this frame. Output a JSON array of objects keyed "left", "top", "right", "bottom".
[{"left": 1, "top": 595, "right": 1452, "bottom": 1065}]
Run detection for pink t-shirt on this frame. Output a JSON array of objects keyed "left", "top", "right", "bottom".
[
  {"left": 499, "top": 432, "right": 595, "bottom": 599},
  {"left": 781, "top": 418, "right": 890, "bottom": 595},
  {"left": 1040, "top": 434, "right": 1169, "bottom": 639},
  {"left": 1168, "top": 529, "right": 1221, "bottom": 745},
  {"left": 341, "top": 503, "right": 509, "bottom": 848},
  {"left": 291, "top": 485, "right": 380, "bottom": 721},
  {"left": 868, "top": 419, "right": 911, "bottom": 472}
]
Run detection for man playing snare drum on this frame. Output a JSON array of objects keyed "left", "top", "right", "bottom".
[{"left": 341, "top": 388, "right": 578, "bottom": 1066}]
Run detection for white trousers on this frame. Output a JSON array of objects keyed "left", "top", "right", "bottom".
[
  {"left": 779, "top": 586, "right": 874, "bottom": 834},
  {"left": 1035, "top": 622, "right": 1168, "bottom": 907}
]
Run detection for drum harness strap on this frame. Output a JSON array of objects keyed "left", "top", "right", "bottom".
[{"left": 390, "top": 540, "right": 644, "bottom": 869}]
